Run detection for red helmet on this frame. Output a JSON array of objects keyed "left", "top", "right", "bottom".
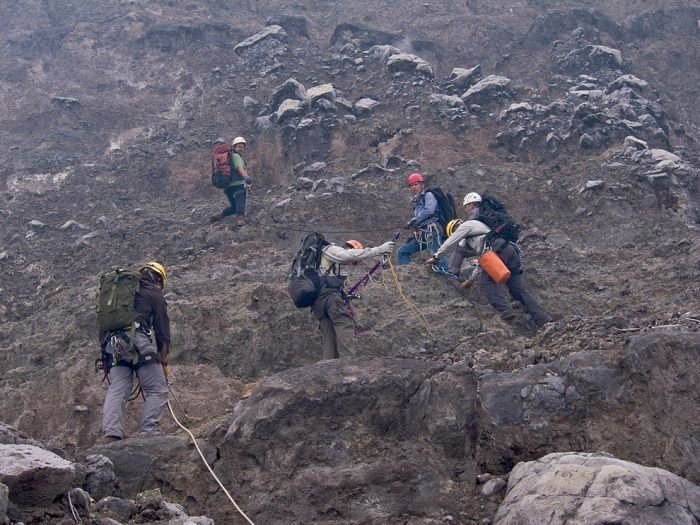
[{"left": 407, "top": 173, "right": 424, "bottom": 186}]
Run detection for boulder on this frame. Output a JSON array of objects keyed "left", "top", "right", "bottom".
[
  {"left": 494, "top": 452, "right": 700, "bottom": 525},
  {"left": 0, "top": 444, "right": 76, "bottom": 506},
  {"left": 275, "top": 99, "right": 305, "bottom": 122},
  {"left": 213, "top": 358, "right": 479, "bottom": 524},
  {"left": 448, "top": 65, "right": 481, "bottom": 89},
  {"left": 386, "top": 53, "right": 434, "bottom": 77},
  {"left": 268, "top": 78, "right": 307, "bottom": 111},
  {"left": 306, "top": 83, "right": 337, "bottom": 106},
  {"left": 461, "top": 75, "right": 511, "bottom": 104},
  {"left": 234, "top": 25, "right": 288, "bottom": 56},
  {"left": 354, "top": 97, "right": 380, "bottom": 113}
]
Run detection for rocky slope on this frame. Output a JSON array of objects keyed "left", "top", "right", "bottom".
[{"left": 1, "top": 1, "right": 699, "bottom": 523}]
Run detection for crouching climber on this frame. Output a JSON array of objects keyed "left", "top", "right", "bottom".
[
  {"left": 427, "top": 192, "right": 552, "bottom": 328},
  {"left": 100, "top": 262, "right": 171, "bottom": 441},
  {"left": 289, "top": 235, "right": 395, "bottom": 360}
]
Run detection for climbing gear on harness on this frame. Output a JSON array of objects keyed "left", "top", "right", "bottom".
[
  {"left": 416, "top": 222, "right": 442, "bottom": 251},
  {"left": 446, "top": 219, "right": 462, "bottom": 237},
  {"left": 140, "top": 261, "right": 167, "bottom": 288}
]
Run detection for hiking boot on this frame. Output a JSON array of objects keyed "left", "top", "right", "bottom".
[
  {"left": 209, "top": 212, "right": 223, "bottom": 224},
  {"left": 100, "top": 435, "right": 122, "bottom": 444}
]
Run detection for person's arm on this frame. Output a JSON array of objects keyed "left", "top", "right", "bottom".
[
  {"left": 434, "top": 220, "right": 490, "bottom": 258},
  {"left": 323, "top": 242, "right": 395, "bottom": 264}
]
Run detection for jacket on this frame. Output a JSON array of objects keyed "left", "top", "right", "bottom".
[
  {"left": 412, "top": 191, "right": 440, "bottom": 228},
  {"left": 434, "top": 219, "right": 491, "bottom": 259},
  {"left": 134, "top": 280, "right": 171, "bottom": 352}
]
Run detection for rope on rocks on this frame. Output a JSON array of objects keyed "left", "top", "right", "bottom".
[
  {"left": 167, "top": 400, "right": 256, "bottom": 525},
  {"left": 385, "top": 257, "right": 433, "bottom": 336}
]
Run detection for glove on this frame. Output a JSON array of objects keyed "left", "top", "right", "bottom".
[
  {"left": 425, "top": 256, "right": 439, "bottom": 266},
  {"left": 243, "top": 176, "right": 252, "bottom": 185},
  {"left": 378, "top": 241, "right": 395, "bottom": 254},
  {"left": 404, "top": 220, "right": 416, "bottom": 230}
]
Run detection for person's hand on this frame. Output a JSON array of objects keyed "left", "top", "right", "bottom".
[
  {"left": 243, "top": 176, "right": 252, "bottom": 185},
  {"left": 425, "top": 256, "right": 439, "bottom": 265},
  {"left": 378, "top": 241, "right": 395, "bottom": 254}
]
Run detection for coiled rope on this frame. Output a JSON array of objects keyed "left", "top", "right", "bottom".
[{"left": 167, "top": 399, "right": 255, "bottom": 525}]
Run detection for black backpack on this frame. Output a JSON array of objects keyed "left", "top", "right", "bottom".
[
  {"left": 478, "top": 193, "right": 520, "bottom": 243},
  {"left": 426, "top": 187, "right": 457, "bottom": 234},
  {"left": 287, "top": 232, "right": 330, "bottom": 308}
]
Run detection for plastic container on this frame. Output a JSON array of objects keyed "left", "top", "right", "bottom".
[{"left": 479, "top": 250, "right": 511, "bottom": 284}]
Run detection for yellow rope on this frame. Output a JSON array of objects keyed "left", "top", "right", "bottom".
[{"left": 386, "top": 258, "right": 433, "bottom": 336}]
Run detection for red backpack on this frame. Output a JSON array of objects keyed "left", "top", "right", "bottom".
[{"left": 211, "top": 144, "right": 232, "bottom": 188}]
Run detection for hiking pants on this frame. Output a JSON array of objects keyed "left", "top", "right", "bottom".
[
  {"left": 315, "top": 293, "right": 357, "bottom": 360},
  {"left": 447, "top": 245, "right": 472, "bottom": 276},
  {"left": 479, "top": 244, "right": 552, "bottom": 327},
  {"left": 397, "top": 229, "right": 446, "bottom": 268},
  {"left": 222, "top": 185, "right": 247, "bottom": 217},
  {"left": 102, "top": 332, "right": 169, "bottom": 439}
]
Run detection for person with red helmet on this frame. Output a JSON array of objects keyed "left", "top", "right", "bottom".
[{"left": 397, "top": 173, "right": 447, "bottom": 269}]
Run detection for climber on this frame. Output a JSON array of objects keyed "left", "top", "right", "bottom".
[
  {"left": 426, "top": 192, "right": 552, "bottom": 328},
  {"left": 397, "top": 173, "right": 447, "bottom": 269},
  {"left": 312, "top": 239, "right": 395, "bottom": 359},
  {"left": 210, "top": 136, "right": 252, "bottom": 225},
  {"left": 101, "top": 261, "right": 171, "bottom": 442}
]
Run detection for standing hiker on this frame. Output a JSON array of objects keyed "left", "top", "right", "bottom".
[
  {"left": 210, "top": 136, "right": 252, "bottom": 225},
  {"left": 397, "top": 173, "right": 448, "bottom": 269},
  {"left": 101, "top": 262, "right": 171, "bottom": 442},
  {"left": 427, "top": 192, "right": 552, "bottom": 328}
]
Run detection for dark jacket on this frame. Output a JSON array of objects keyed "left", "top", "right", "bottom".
[{"left": 134, "top": 281, "right": 171, "bottom": 352}]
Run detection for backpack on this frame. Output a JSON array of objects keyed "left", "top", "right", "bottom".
[
  {"left": 287, "top": 232, "right": 330, "bottom": 308},
  {"left": 478, "top": 193, "right": 520, "bottom": 243},
  {"left": 211, "top": 143, "right": 232, "bottom": 188},
  {"left": 96, "top": 268, "right": 141, "bottom": 343},
  {"left": 426, "top": 187, "right": 457, "bottom": 234}
]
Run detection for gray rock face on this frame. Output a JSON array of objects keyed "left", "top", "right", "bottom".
[
  {"left": 0, "top": 444, "right": 76, "bottom": 506},
  {"left": 494, "top": 452, "right": 700, "bottom": 525},
  {"left": 0, "top": 482, "right": 8, "bottom": 523},
  {"left": 449, "top": 65, "right": 481, "bottom": 90},
  {"left": 215, "top": 358, "right": 479, "bottom": 524},
  {"left": 83, "top": 454, "right": 117, "bottom": 501}
]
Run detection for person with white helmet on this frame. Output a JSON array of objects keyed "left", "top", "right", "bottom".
[
  {"left": 210, "top": 136, "right": 253, "bottom": 224},
  {"left": 101, "top": 261, "right": 171, "bottom": 442},
  {"left": 427, "top": 192, "right": 552, "bottom": 329}
]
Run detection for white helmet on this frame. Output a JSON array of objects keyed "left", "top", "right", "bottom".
[
  {"left": 463, "top": 192, "right": 482, "bottom": 206},
  {"left": 232, "top": 136, "right": 247, "bottom": 146}
]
